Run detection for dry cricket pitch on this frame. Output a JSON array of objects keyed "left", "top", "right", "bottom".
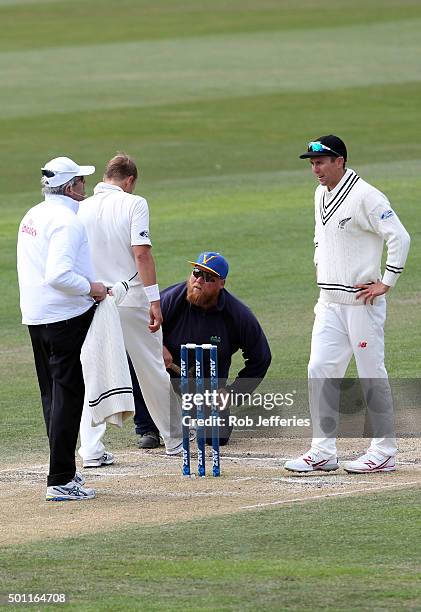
[{"left": 1, "top": 437, "right": 420, "bottom": 546}]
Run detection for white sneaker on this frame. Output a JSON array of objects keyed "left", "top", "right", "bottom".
[
  {"left": 74, "top": 471, "right": 85, "bottom": 485},
  {"left": 284, "top": 449, "right": 339, "bottom": 473},
  {"left": 166, "top": 442, "right": 183, "bottom": 456},
  {"left": 343, "top": 451, "right": 396, "bottom": 473},
  {"left": 83, "top": 451, "right": 114, "bottom": 468},
  {"left": 46, "top": 480, "right": 95, "bottom": 501}
]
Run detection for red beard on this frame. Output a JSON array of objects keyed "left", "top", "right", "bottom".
[{"left": 186, "top": 277, "right": 219, "bottom": 309}]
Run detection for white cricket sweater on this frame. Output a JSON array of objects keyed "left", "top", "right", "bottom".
[{"left": 314, "top": 168, "right": 410, "bottom": 305}]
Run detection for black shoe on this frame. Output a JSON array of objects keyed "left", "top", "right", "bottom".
[
  {"left": 205, "top": 410, "right": 233, "bottom": 446},
  {"left": 138, "top": 431, "right": 160, "bottom": 449},
  {"left": 206, "top": 436, "right": 231, "bottom": 447}
]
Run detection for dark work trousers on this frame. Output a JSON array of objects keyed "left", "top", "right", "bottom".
[
  {"left": 28, "top": 305, "right": 96, "bottom": 487},
  {"left": 130, "top": 356, "right": 158, "bottom": 436}
]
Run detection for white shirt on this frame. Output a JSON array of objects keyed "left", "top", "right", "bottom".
[
  {"left": 78, "top": 182, "right": 152, "bottom": 307},
  {"left": 17, "top": 194, "right": 94, "bottom": 324},
  {"left": 314, "top": 169, "right": 410, "bottom": 305}
]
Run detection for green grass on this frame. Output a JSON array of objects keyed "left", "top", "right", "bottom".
[
  {"left": 2, "top": 81, "right": 421, "bottom": 192},
  {"left": 1, "top": 0, "right": 420, "bottom": 53},
  {"left": 1, "top": 490, "right": 420, "bottom": 610},
  {"left": 2, "top": 19, "right": 421, "bottom": 121},
  {"left": 0, "top": 1, "right": 419, "bottom": 450},
  {"left": 0, "top": 1, "right": 420, "bottom": 608}
]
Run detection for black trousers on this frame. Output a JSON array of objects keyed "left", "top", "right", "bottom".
[
  {"left": 130, "top": 356, "right": 158, "bottom": 436},
  {"left": 28, "top": 305, "right": 96, "bottom": 487}
]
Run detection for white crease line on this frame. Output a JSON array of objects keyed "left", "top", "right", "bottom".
[
  {"left": 224, "top": 456, "right": 421, "bottom": 464},
  {"left": 88, "top": 472, "right": 134, "bottom": 477},
  {"left": 92, "top": 472, "right": 179, "bottom": 478},
  {"left": 0, "top": 467, "right": 47, "bottom": 474},
  {"left": 117, "top": 451, "right": 165, "bottom": 457},
  {"left": 222, "top": 456, "right": 283, "bottom": 461},
  {"left": 240, "top": 480, "right": 419, "bottom": 510},
  {"left": 233, "top": 476, "right": 355, "bottom": 484}
]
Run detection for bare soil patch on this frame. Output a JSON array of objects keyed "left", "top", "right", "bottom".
[{"left": 1, "top": 437, "right": 419, "bottom": 546}]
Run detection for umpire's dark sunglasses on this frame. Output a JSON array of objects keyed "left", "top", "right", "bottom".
[{"left": 192, "top": 267, "right": 218, "bottom": 283}]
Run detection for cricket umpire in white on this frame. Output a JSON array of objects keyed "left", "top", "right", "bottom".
[
  {"left": 77, "top": 153, "right": 182, "bottom": 465},
  {"left": 285, "top": 135, "right": 410, "bottom": 474},
  {"left": 17, "top": 156, "right": 107, "bottom": 500}
]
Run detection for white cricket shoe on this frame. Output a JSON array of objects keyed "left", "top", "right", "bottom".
[
  {"left": 83, "top": 451, "right": 114, "bottom": 468},
  {"left": 46, "top": 480, "right": 95, "bottom": 501},
  {"left": 284, "top": 449, "right": 339, "bottom": 473},
  {"left": 343, "top": 451, "right": 396, "bottom": 474},
  {"left": 166, "top": 442, "right": 184, "bottom": 456},
  {"left": 74, "top": 471, "right": 85, "bottom": 485}
]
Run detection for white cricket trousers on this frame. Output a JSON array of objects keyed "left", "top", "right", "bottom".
[
  {"left": 79, "top": 305, "right": 182, "bottom": 460},
  {"left": 308, "top": 298, "right": 397, "bottom": 458}
]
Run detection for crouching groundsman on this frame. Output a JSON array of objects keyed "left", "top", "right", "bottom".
[{"left": 134, "top": 252, "right": 272, "bottom": 448}]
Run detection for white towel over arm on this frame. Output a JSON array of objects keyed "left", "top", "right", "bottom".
[{"left": 81, "top": 282, "right": 134, "bottom": 427}]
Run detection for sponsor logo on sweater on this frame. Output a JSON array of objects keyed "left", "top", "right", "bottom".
[
  {"left": 381, "top": 209, "right": 394, "bottom": 220},
  {"left": 358, "top": 341, "right": 367, "bottom": 348}
]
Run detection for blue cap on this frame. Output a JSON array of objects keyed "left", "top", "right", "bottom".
[{"left": 188, "top": 252, "right": 229, "bottom": 279}]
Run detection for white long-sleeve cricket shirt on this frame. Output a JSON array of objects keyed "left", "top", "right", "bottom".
[{"left": 17, "top": 194, "right": 94, "bottom": 324}]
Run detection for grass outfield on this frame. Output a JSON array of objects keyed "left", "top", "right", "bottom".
[
  {"left": 0, "top": 0, "right": 420, "bottom": 609},
  {"left": 1, "top": 489, "right": 420, "bottom": 610}
]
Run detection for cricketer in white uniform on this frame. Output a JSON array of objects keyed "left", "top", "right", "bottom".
[
  {"left": 285, "top": 135, "right": 410, "bottom": 474},
  {"left": 78, "top": 153, "right": 182, "bottom": 464}
]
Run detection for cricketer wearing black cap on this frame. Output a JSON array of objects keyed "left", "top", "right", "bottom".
[
  {"left": 299, "top": 134, "right": 347, "bottom": 162},
  {"left": 283, "top": 134, "right": 411, "bottom": 475},
  {"left": 299, "top": 135, "right": 348, "bottom": 192}
]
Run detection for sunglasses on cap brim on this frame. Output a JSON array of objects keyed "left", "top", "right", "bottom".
[
  {"left": 41, "top": 169, "right": 85, "bottom": 183},
  {"left": 41, "top": 169, "right": 56, "bottom": 178},
  {"left": 307, "top": 141, "right": 342, "bottom": 157}
]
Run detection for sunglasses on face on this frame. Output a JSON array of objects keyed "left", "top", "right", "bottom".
[
  {"left": 192, "top": 268, "right": 218, "bottom": 283},
  {"left": 307, "top": 141, "right": 341, "bottom": 157}
]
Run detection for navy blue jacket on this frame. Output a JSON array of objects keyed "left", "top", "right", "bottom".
[{"left": 161, "top": 282, "right": 271, "bottom": 394}]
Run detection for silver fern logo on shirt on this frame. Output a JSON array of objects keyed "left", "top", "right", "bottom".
[{"left": 338, "top": 217, "right": 352, "bottom": 229}]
